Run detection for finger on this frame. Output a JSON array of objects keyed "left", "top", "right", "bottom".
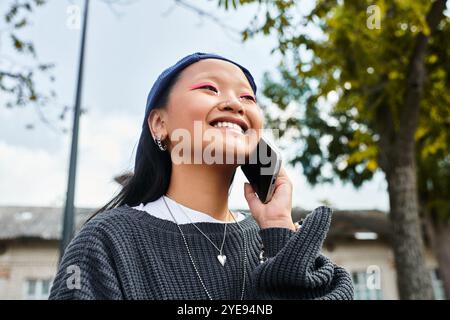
[
  {"left": 278, "top": 165, "right": 288, "bottom": 178},
  {"left": 270, "top": 166, "right": 293, "bottom": 203},
  {"left": 244, "top": 182, "right": 263, "bottom": 215},
  {"left": 273, "top": 165, "right": 291, "bottom": 189}
]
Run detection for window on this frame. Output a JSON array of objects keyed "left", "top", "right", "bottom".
[
  {"left": 431, "top": 268, "right": 446, "bottom": 300},
  {"left": 24, "top": 279, "right": 52, "bottom": 300},
  {"left": 351, "top": 271, "right": 382, "bottom": 300},
  {"left": 0, "top": 277, "right": 7, "bottom": 295}
]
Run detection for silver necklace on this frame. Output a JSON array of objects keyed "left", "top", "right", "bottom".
[
  {"left": 162, "top": 196, "right": 247, "bottom": 300},
  {"left": 170, "top": 197, "right": 228, "bottom": 266}
]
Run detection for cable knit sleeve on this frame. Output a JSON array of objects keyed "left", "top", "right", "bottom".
[
  {"left": 248, "top": 206, "right": 354, "bottom": 300},
  {"left": 48, "top": 219, "right": 124, "bottom": 300}
]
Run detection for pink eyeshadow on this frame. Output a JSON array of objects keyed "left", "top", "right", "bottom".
[{"left": 189, "top": 82, "right": 215, "bottom": 90}]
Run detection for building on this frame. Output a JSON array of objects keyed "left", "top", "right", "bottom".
[{"left": 0, "top": 205, "right": 446, "bottom": 300}]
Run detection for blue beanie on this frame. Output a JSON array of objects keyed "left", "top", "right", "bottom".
[{"left": 134, "top": 52, "right": 257, "bottom": 170}]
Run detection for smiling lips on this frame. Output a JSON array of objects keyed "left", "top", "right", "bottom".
[
  {"left": 209, "top": 117, "right": 249, "bottom": 135},
  {"left": 212, "top": 121, "right": 245, "bottom": 134}
]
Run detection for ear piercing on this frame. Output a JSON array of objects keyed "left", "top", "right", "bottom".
[{"left": 154, "top": 136, "right": 167, "bottom": 151}]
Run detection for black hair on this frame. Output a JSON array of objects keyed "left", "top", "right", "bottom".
[{"left": 88, "top": 71, "right": 236, "bottom": 221}]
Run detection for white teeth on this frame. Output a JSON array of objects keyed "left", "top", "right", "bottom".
[{"left": 212, "top": 121, "right": 244, "bottom": 133}]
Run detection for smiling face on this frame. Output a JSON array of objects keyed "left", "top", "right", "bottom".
[{"left": 149, "top": 58, "right": 263, "bottom": 165}]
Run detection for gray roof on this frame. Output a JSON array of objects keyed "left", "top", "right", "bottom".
[
  {"left": 0, "top": 206, "right": 93, "bottom": 241},
  {"left": 292, "top": 209, "right": 392, "bottom": 243},
  {"left": 0, "top": 206, "right": 391, "bottom": 242}
]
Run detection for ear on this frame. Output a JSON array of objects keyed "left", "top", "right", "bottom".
[{"left": 148, "top": 109, "right": 168, "bottom": 140}]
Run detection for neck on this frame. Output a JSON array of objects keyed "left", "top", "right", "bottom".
[{"left": 165, "top": 163, "right": 236, "bottom": 222}]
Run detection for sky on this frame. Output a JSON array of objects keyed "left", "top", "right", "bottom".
[{"left": 0, "top": 0, "right": 389, "bottom": 211}]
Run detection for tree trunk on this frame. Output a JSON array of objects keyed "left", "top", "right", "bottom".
[
  {"left": 386, "top": 162, "right": 434, "bottom": 299},
  {"left": 383, "top": 0, "right": 447, "bottom": 300}
]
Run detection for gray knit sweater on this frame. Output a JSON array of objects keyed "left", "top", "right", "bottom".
[{"left": 49, "top": 205, "right": 354, "bottom": 300}]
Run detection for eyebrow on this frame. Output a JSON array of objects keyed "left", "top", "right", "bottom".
[{"left": 193, "top": 73, "right": 253, "bottom": 93}]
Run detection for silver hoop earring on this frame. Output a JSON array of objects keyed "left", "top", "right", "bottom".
[{"left": 154, "top": 137, "right": 167, "bottom": 151}]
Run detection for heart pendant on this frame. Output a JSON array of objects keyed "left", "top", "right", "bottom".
[{"left": 217, "top": 254, "right": 227, "bottom": 266}]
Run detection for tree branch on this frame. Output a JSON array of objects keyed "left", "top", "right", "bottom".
[
  {"left": 398, "top": 0, "right": 447, "bottom": 156},
  {"left": 170, "top": 0, "right": 242, "bottom": 43}
]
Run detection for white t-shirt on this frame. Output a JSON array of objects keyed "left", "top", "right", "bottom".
[{"left": 132, "top": 195, "right": 246, "bottom": 225}]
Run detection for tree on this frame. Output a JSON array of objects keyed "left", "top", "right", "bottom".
[
  {"left": 420, "top": 151, "right": 450, "bottom": 299},
  {"left": 417, "top": 71, "right": 450, "bottom": 298},
  {"left": 0, "top": 0, "right": 57, "bottom": 129},
  {"left": 0, "top": 0, "right": 137, "bottom": 131},
  {"left": 217, "top": 0, "right": 448, "bottom": 299},
  {"left": 415, "top": 8, "right": 450, "bottom": 297}
]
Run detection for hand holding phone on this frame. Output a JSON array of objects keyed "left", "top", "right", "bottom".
[
  {"left": 240, "top": 137, "right": 282, "bottom": 204},
  {"left": 241, "top": 137, "right": 296, "bottom": 231}
]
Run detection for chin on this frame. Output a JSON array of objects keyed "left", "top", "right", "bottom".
[{"left": 200, "top": 140, "right": 250, "bottom": 165}]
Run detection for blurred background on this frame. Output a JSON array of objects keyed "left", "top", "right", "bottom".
[{"left": 0, "top": 0, "right": 448, "bottom": 300}]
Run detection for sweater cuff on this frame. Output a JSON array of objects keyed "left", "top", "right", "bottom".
[{"left": 259, "top": 227, "right": 296, "bottom": 258}]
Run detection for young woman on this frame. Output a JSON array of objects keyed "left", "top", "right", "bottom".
[{"left": 49, "top": 52, "right": 354, "bottom": 300}]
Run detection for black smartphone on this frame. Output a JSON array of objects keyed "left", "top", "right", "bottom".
[{"left": 241, "top": 137, "right": 282, "bottom": 204}]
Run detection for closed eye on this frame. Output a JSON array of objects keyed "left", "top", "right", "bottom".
[
  {"left": 198, "top": 85, "right": 218, "bottom": 93},
  {"left": 240, "top": 95, "right": 256, "bottom": 103},
  {"left": 194, "top": 84, "right": 256, "bottom": 102}
]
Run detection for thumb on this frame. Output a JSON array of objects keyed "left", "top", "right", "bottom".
[{"left": 244, "top": 183, "right": 263, "bottom": 215}]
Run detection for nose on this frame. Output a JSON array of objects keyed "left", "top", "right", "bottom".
[{"left": 217, "top": 98, "right": 244, "bottom": 115}]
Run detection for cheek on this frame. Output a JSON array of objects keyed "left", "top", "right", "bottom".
[
  {"left": 248, "top": 108, "right": 264, "bottom": 130},
  {"left": 167, "top": 96, "right": 212, "bottom": 133}
]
